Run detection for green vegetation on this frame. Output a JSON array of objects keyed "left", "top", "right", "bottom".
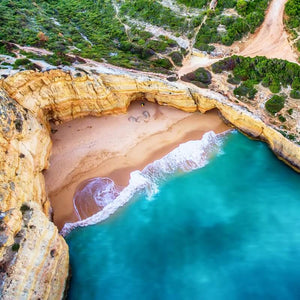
[
  {"left": 0, "top": 0, "right": 271, "bottom": 72},
  {"left": 13, "top": 58, "right": 34, "bottom": 70},
  {"left": 278, "top": 115, "right": 286, "bottom": 122},
  {"left": 290, "top": 78, "right": 300, "bottom": 98},
  {"left": 212, "top": 55, "right": 300, "bottom": 97},
  {"left": 153, "top": 58, "right": 173, "bottom": 70},
  {"left": 181, "top": 67, "right": 212, "bottom": 87},
  {"left": 233, "top": 80, "right": 257, "bottom": 99},
  {"left": 169, "top": 51, "right": 183, "bottom": 66},
  {"left": 265, "top": 95, "right": 285, "bottom": 115},
  {"left": 12, "top": 243, "right": 20, "bottom": 252},
  {"left": 290, "top": 90, "right": 300, "bottom": 99},
  {"left": 20, "top": 204, "right": 31, "bottom": 214},
  {"left": 227, "top": 74, "right": 241, "bottom": 85},
  {"left": 120, "top": 0, "right": 188, "bottom": 32},
  {"left": 0, "top": 0, "right": 184, "bottom": 72},
  {"left": 285, "top": 0, "right": 300, "bottom": 53},
  {"left": 195, "top": 0, "right": 269, "bottom": 49},
  {"left": 176, "top": 0, "right": 207, "bottom": 9}
]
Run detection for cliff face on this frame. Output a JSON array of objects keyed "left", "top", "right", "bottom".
[
  {"left": 3, "top": 69, "right": 300, "bottom": 171},
  {"left": 0, "top": 90, "right": 68, "bottom": 299},
  {"left": 0, "top": 68, "right": 299, "bottom": 299}
]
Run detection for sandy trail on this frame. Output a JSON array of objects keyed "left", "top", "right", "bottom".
[
  {"left": 239, "top": 0, "right": 298, "bottom": 63},
  {"left": 178, "top": 53, "right": 220, "bottom": 77},
  {"left": 178, "top": 0, "right": 298, "bottom": 77},
  {"left": 45, "top": 101, "right": 229, "bottom": 229}
]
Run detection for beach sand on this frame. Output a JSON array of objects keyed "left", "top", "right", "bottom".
[{"left": 44, "top": 101, "right": 230, "bottom": 230}]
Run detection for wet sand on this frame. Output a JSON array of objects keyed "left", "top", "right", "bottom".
[{"left": 44, "top": 101, "right": 230, "bottom": 230}]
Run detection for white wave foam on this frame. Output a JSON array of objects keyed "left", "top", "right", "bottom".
[
  {"left": 60, "top": 130, "right": 230, "bottom": 236},
  {"left": 73, "top": 177, "right": 122, "bottom": 220}
]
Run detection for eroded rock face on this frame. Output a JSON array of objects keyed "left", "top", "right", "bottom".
[
  {"left": 0, "top": 90, "right": 68, "bottom": 299},
  {"left": 0, "top": 68, "right": 299, "bottom": 299}
]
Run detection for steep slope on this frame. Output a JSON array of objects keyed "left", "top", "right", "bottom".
[
  {"left": 0, "top": 90, "right": 68, "bottom": 299},
  {"left": 0, "top": 65, "right": 299, "bottom": 298}
]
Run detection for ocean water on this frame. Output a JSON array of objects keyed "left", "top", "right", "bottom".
[{"left": 66, "top": 132, "right": 300, "bottom": 300}]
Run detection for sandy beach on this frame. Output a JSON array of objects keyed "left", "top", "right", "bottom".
[{"left": 44, "top": 101, "right": 230, "bottom": 230}]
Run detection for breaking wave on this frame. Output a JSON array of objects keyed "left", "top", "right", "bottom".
[{"left": 61, "top": 130, "right": 230, "bottom": 236}]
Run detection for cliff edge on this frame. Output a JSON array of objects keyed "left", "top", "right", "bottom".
[{"left": 0, "top": 68, "right": 299, "bottom": 299}]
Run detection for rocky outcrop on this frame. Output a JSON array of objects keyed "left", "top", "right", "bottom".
[
  {"left": 0, "top": 68, "right": 299, "bottom": 299},
  {"left": 0, "top": 90, "right": 68, "bottom": 299}
]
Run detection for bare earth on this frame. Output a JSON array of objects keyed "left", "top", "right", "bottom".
[
  {"left": 239, "top": 0, "right": 298, "bottom": 62},
  {"left": 178, "top": 0, "right": 298, "bottom": 78},
  {"left": 44, "top": 101, "right": 229, "bottom": 229}
]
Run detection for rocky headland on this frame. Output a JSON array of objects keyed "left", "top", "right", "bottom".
[{"left": 0, "top": 66, "right": 299, "bottom": 299}]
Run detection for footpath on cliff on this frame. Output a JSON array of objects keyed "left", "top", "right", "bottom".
[{"left": 178, "top": 0, "right": 299, "bottom": 77}]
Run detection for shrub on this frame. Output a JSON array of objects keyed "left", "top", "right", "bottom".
[
  {"left": 13, "top": 58, "right": 31, "bottom": 67},
  {"left": 212, "top": 56, "right": 300, "bottom": 96},
  {"left": 12, "top": 243, "right": 20, "bottom": 252},
  {"left": 269, "top": 81, "right": 281, "bottom": 93},
  {"left": 292, "top": 77, "right": 300, "bottom": 90},
  {"left": 265, "top": 95, "right": 285, "bottom": 114},
  {"left": 20, "top": 204, "right": 30, "bottom": 213},
  {"left": 194, "top": 68, "right": 212, "bottom": 84},
  {"left": 227, "top": 75, "right": 241, "bottom": 85},
  {"left": 153, "top": 58, "right": 172, "bottom": 69},
  {"left": 234, "top": 81, "right": 257, "bottom": 99},
  {"left": 290, "top": 90, "right": 300, "bottom": 99},
  {"left": 146, "top": 40, "right": 168, "bottom": 53},
  {"left": 278, "top": 115, "right": 286, "bottom": 122},
  {"left": 287, "top": 134, "right": 296, "bottom": 141},
  {"left": 170, "top": 52, "right": 183, "bottom": 66},
  {"left": 195, "top": 43, "right": 215, "bottom": 53},
  {"left": 180, "top": 68, "right": 212, "bottom": 87}
]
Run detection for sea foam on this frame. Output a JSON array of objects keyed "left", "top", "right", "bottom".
[{"left": 61, "top": 130, "right": 230, "bottom": 236}]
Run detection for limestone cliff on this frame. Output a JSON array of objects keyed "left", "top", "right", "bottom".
[
  {"left": 0, "top": 68, "right": 299, "bottom": 299},
  {"left": 0, "top": 90, "right": 68, "bottom": 299},
  {"left": 3, "top": 69, "right": 300, "bottom": 171}
]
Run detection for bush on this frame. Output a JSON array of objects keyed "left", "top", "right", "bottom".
[
  {"left": 278, "top": 115, "right": 286, "bottom": 122},
  {"left": 170, "top": 52, "right": 183, "bottom": 66},
  {"left": 212, "top": 56, "right": 300, "bottom": 95},
  {"left": 287, "top": 134, "right": 296, "bottom": 141},
  {"left": 20, "top": 204, "right": 30, "bottom": 213},
  {"left": 13, "top": 58, "right": 31, "bottom": 67},
  {"left": 269, "top": 81, "right": 281, "bottom": 93},
  {"left": 290, "top": 89, "right": 300, "bottom": 99},
  {"left": 227, "top": 75, "right": 241, "bottom": 85},
  {"left": 234, "top": 80, "right": 257, "bottom": 99},
  {"left": 180, "top": 68, "right": 212, "bottom": 87},
  {"left": 12, "top": 243, "right": 20, "bottom": 252},
  {"left": 195, "top": 43, "right": 215, "bottom": 53},
  {"left": 153, "top": 58, "right": 172, "bottom": 69},
  {"left": 194, "top": 68, "right": 212, "bottom": 84},
  {"left": 265, "top": 95, "right": 285, "bottom": 114},
  {"left": 291, "top": 77, "right": 300, "bottom": 90},
  {"left": 146, "top": 40, "right": 168, "bottom": 53}
]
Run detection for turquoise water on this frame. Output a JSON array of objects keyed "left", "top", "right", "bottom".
[{"left": 66, "top": 132, "right": 300, "bottom": 300}]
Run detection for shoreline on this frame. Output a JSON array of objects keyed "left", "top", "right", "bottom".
[{"left": 44, "top": 101, "right": 230, "bottom": 230}]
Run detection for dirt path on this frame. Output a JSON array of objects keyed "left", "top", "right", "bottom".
[
  {"left": 178, "top": 0, "right": 298, "bottom": 77},
  {"left": 112, "top": 0, "right": 131, "bottom": 41},
  {"left": 239, "top": 0, "right": 298, "bottom": 63}
]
